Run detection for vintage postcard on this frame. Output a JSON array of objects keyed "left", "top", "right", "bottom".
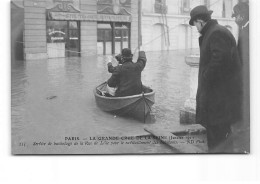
[{"left": 11, "top": 0, "right": 250, "bottom": 154}]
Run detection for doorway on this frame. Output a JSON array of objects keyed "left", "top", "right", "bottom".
[{"left": 66, "top": 21, "right": 80, "bottom": 57}]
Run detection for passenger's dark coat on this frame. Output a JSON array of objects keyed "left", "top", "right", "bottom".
[
  {"left": 196, "top": 20, "right": 242, "bottom": 128},
  {"left": 107, "top": 51, "right": 147, "bottom": 97},
  {"left": 238, "top": 23, "right": 249, "bottom": 67},
  {"left": 237, "top": 21, "right": 250, "bottom": 133}
]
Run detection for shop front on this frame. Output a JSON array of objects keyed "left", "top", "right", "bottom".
[
  {"left": 47, "top": 11, "right": 132, "bottom": 57},
  {"left": 17, "top": 0, "right": 139, "bottom": 60},
  {"left": 46, "top": 20, "right": 80, "bottom": 57},
  {"left": 97, "top": 22, "right": 130, "bottom": 55}
]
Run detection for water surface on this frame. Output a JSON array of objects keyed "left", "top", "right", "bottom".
[{"left": 11, "top": 50, "right": 190, "bottom": 154}]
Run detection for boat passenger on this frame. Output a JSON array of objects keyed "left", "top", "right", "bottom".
[
  {"left": 107, "top": 54, "right": 123, "bottom": 73},
  {"left": 102, "top": 54, "right": 122, "bottom": 97},
  {"left": 107, "top": 47, "right": 147, "bottom": 97},
  {"left": 100, "top": 55, "right": 122, "bottom": 97}
]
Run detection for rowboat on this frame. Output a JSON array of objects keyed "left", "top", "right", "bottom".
[{"left": 94, "top": 82, "right": 155, "bottom": 122}]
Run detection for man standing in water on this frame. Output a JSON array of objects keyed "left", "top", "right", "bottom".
[
  {"left": 107, "top": 47, "right": 147, "bottom": 97},
  {"left": 230, "top": 0, "right": 250, "bottom": 153},
  {"left": 233, "top": 0, "right": 249, "bottom": 66},
  {"left": 189, "top": 5, "right": 242, "bottom": 152},
  {"left": 232, "top": 0, "right": 249, "bottom": 106}
]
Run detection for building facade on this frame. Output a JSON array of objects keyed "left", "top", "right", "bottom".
[
  {"left": 11, "top": 0, "right": 139, "bottom": 60},
  {"left": 141, "top": 0, "right": 239, "bottom": 53},
  {"left": 11, "top": 0, "right": 239, "bottom": 60}
]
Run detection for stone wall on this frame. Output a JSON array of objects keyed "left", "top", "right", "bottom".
[
  {"left": 11, "top": 1, "right": 24, "bottom": 61},
  {"left": 80, "top": 0, "right": 97, "bottom": 57},
  {"left": 131, "top": 0, "right": 139, "bottom": 51},
  {"left": 24, "top": 0, "right": 47, "bottom": 60}
]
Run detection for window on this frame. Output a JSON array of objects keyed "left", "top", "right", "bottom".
[
  {"left": 223, "top": 0, "right": 226, "bottom": 17},
  {"left": 97, "top": 23, "right": 112, "bottom": 42},
  {"left": 181, "top": 0, "right": 190, "bottom": 14},
  {"left": 97, "top": 23, "right": 112, "bottom": 55},
  {"left": 46, "top": 21, "right": 80, "bottom": 57},
  {"left": 97, "top": 22, "right": 130, "bottom": 55},
  {"left": 155, "top": 0, "right": 165, "bottom": 3},
  {"left": 154, "top": 0, "right": 167, "bottom": 14},
  {"left": 223, "top": 0, "right": 233, "bottom": 18},
  {"left": 47, "top": 21, "right": 67, "bottom": 43},
  {"left": 239, "top": 0, "right": 249, "bottom": 3},
  {"left": 114, "top": 23, "right": 130, "bottom": 54}
]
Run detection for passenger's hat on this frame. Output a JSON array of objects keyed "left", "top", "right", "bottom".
[
  {"left": 121, "top": 48, "right": 133, "bottom": 58},
  {"left": 189, "top": 5, "right": 213, "bottom": 26},
  {"left": 232, "top": 2, "right": 249, "bottom": 19}
]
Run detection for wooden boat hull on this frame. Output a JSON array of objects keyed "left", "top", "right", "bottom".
[{"left": 94, "top": 82, "right": 155, "bottom": 121}]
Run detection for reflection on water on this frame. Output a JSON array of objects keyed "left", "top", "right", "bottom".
[{"left": 11, "top": 51, "right": 190, "bottom": 154}]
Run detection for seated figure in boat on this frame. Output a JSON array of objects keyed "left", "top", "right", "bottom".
[
  {"left": 107, "top": 53, "right": 123, "bottom": 73},
  {"left": 101, "top": 55, "right": 122, "bottom": 97},
  {"left": 106, "top": 47, "right": 147, "bottom": 97}
]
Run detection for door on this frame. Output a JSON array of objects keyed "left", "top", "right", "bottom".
[{"left": 66, "top": 21, "right": 80, "bottom": 57}]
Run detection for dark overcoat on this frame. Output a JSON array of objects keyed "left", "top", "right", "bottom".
[
  {"left": 196, "top": 20, "right": 242, "bottom": 127},
  {"left": 238, "top": 22, "right": 250, "bottom": 127},
  {"left": 107, "top": 51, "right": 147, "bottom": 97},
  {"left": 238, "top": 23, "right": 249, "bottom": 67}
]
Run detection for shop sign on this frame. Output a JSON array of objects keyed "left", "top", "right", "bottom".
[
  {"left": 51, "top": 37, "right": 64, "bottom": 41},
  {"left": 49, "top": 12, "right": 132, "bottom": 22}
]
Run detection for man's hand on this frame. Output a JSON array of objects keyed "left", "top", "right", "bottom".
[{"left": 105, "top": 56, "right": 113, "bottom": 65}]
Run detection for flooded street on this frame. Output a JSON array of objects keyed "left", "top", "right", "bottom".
[{"left": 11, "top": 50, "right": 191, "bottom": 154}]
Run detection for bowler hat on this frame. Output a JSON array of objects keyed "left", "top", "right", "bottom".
[
  {"left": 232, "top": 2, "right": 249, "bottom": 19},
  {"left": 121, "top": 48, "right": 133, "bottom": 58},
  {"left": 189, "top": 5, "right": 213, "bottom": 26}
]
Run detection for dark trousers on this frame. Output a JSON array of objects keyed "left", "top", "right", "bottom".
[{"left": 206, "top": 124, "right": 232, "bottom": 152}]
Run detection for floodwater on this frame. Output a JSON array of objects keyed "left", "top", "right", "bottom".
[{"left": 11, "top": 50, "right": 191, "bottom": 154}]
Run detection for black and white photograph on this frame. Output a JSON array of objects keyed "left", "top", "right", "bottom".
[{"left": 11, "top": 0, "right": 250, "bottom": 154}]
